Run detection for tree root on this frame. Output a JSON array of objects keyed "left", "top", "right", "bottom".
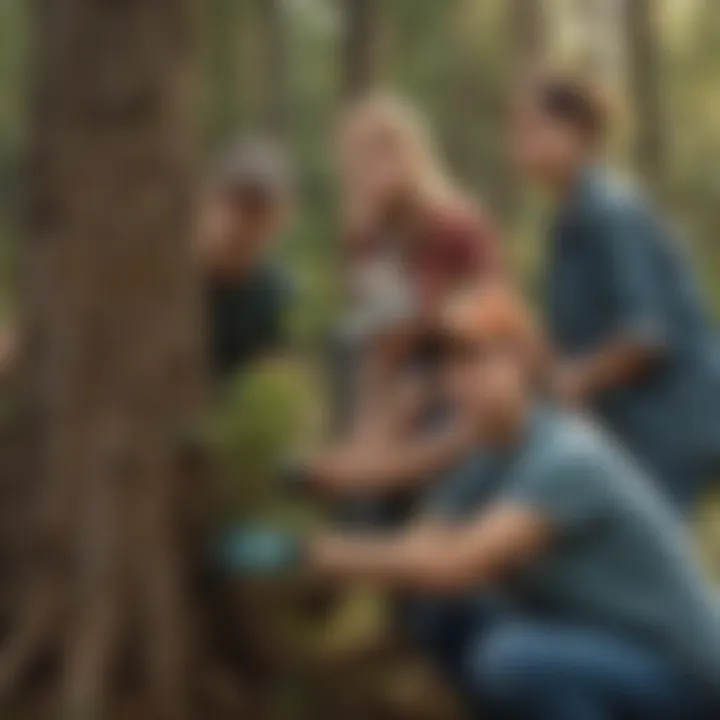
[{"left": 0, "top": 592, "right": 59, "bottom": 703}]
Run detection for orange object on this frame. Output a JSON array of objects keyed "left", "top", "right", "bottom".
[{"left": 442, "top": 283, "right": 547, "bottom": 371}]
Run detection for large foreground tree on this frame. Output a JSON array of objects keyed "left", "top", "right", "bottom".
[{"left": 0, "top": 1, "right": 243, "bottom": 718}]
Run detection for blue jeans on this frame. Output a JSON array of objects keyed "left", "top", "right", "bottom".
[
  {"left": 403, "top": 594, "right": 507, "bottom": 687},
  {"left": 466, "top": 620, "right": 713, "bottom": 719},
  {"left": 403, "top": 597, "right": 712, "bottom": 719}
]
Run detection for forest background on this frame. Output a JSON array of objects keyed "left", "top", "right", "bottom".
[{"left": 0, "top": 1, "right": 718, "bottom": 718}]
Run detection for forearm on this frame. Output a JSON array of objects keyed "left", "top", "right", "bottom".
[
  {"left": 360, "top": 423, "right": 474, "bottom": 491},
  {"left": 219, "top": 509, "right": 550, "bottom": 589},
  {"left": 348, "top": 382, "right": 424, "bottom": 446},
  {"left": 577, "top": 335, "right": 663, "bottom": 397},
  {"left": 308, "top": 530, "right": 475, "bottom": 591},
  {"left": 309, "top": 505, "right": 551, "bottom": 592},
  {"left": 313, "top": 420, "right": 474, "bottom": 495}
]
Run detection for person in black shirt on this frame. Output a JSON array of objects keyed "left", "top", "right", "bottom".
[{"left": 200, "top": 138, "right": 293, "bottom": 379}]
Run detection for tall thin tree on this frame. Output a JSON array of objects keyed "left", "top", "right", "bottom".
[
  {"left": 574, "top": 0, "right": 624, "bottom": 80},
  {"left": 626, "top": 0, "right": 664, "bottom": 183},
  {"left": 204, "top": 0, "right": 246, "bottom": 147},
  {"left": 343, "top": 0, "right": 378, "bottom": 98},
  {"left": 258, "top": 0, "right": 290, "bottom": 137},
  {"left": 500, "top": 0, "right": 547, "bottom": 218},
  {"left": 512, "top": 0, "right": 546, "bottom": 69}
]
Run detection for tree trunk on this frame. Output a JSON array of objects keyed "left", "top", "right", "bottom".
[
  {"left": 0, "top": 0, "right": 223, "bottom": 717},
  {"left": 576, "top": 0, "right": 624, "bottom": 80},
  {"left": 498, "top": 0, "right": 546, "bottom": 221},
  {"left": 626, "top": 0, "right": 664, "bottom": 183},
  {"left": 512, "top": 0, "right": 546, "bottom": 69},
  {"left": 203, "top": 0, "right": 245, "bottom": 148},
  {"left": 257, "top": 0, "right": 290, "bottom": 139},
  {"left": 343, "top": 0, "right": 377, "bottom": 99}
]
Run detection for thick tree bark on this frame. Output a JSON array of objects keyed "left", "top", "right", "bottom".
[
  {"left": 343, "top": 0, "right": 378, "bottom": 99},
  {"left": 3, "top": 0, "right": 211, "bottom": 717},
  {"left": 626, "top": 0, "right": 664, "bottom": 183}
]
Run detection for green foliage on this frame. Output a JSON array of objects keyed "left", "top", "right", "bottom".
[{"left": 202, "top": 360, "right": 319, "bottom": 522}]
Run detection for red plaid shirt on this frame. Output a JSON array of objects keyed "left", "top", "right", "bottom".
[
  {"left": 346, "top": 200, "right": 502, "bottom": 310},
  {"left": 408, "top": 201, "right": 501, "bottom": 303}
]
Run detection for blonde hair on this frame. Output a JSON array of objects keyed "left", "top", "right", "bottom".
[{"left": 337, "top": 93, "right": 464, "bottom": 210}]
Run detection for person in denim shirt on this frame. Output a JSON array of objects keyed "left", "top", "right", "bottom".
[{"left": 510, "top": 71, "right": 720, "bottom": 507}]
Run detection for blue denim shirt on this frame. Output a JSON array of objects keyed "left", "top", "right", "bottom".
[
  {"left": 544, "top": 167, "right": 720, "bottom": 496},
  {"left": 208, "top": 261, "right": 291, "bottom": 378}
]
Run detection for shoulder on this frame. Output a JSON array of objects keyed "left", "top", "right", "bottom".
[
  {"left": 502, "top": 410, "right": 626, "bottom": 524},
  {"left": 421, "top": 197, "right": 503, "bottom": 274},
  {"left": 524, "top": 410, "right": 618, "bottom": 484},
  {"left": 578, "top": 168, "right": 647, "bottom": 223},
  {"left": 570, "top": 171, "right": 662, "bottom": 263}
]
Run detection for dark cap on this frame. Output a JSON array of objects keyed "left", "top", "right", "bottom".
[{"left": 214, "top": 137, "right": 291, "bottom": 201}]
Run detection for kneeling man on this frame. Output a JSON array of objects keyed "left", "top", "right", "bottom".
[{"left": 218, "top": 286, "right": 720, "bottom": 719}]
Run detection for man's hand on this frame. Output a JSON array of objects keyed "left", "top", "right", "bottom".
[
  {"left": 282, "top": 417, "right": 475, "bottom": 498},
  {"left": 553, "top": 337, "right": 662, "bottom": 409},
  {"left": 283, "top": 445, "right": 387, "bottom": 493},
  {"left": 301, "top": 446, "right": 384, "bottom": 494},
  {"left": 276, "top": 446, "right": 379, "bottom": 497}
]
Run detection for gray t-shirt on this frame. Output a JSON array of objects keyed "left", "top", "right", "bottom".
[{"left": 424, "top": 407, "right": 720, "bottom": 693}]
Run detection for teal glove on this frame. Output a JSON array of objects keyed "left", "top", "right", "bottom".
[{"left": 212, "top": 526, "right": 303, "bottom": 576}]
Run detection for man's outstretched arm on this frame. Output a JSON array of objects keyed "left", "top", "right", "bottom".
[
  {"left": 304, "top": 419, "right": 476, "bottom": 496},
  {"left": 308, "top": 506, "right": 552, "bottom": 592}
]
